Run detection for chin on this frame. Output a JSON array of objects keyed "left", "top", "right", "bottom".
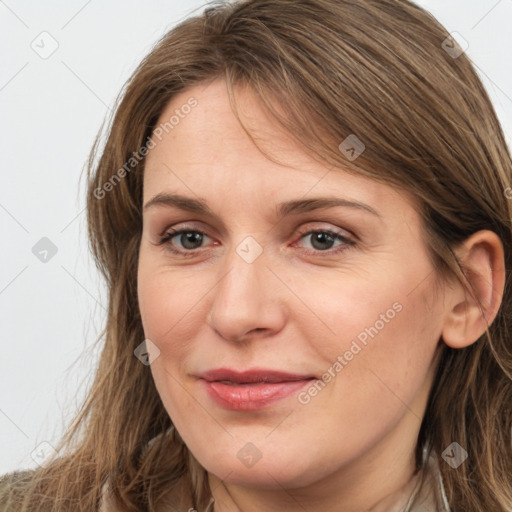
[
  {"left": 199, "top": 444, "right": 329, "bottom": 490},
  {"left": 214, "top": 465, "right": 314, "bottom": 490}
]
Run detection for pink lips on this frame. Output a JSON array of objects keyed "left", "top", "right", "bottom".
[{"left": 198, "top": 368, "right": 316, "bottom": 411}]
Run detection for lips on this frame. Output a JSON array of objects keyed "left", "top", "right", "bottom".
[
  {"left": 199, "top": 368, "right": 315, "bottom": 383},
  {"left": 198, "top": 368, "right": 316, "bottom": 410}
]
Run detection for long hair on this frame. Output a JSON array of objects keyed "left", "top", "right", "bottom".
[{"left": 2, "top": 0, "right": 512, "bottom": 510}]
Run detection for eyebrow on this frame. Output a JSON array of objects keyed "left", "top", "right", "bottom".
[{"left": 143, "top": 192, "right": 381, "bottom": 219}]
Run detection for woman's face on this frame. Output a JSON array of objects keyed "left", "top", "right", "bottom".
[{"left": 137, "top": 78, "right": 446, "bottom": 489}]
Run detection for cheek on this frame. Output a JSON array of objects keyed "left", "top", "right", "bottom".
[
  {"left": 285, "top": 269, "right": 406, "bottom": 356},
  {"left": 338, "top": 293, "right": 439, "bottom": 415},
  {"left": 137, "top": 262, "right": 203, "bottom": 426},
  {"left": 137, "top": 258, "right": 206, "bottom": 346},
  {"left": 298, "top": 268, "right": 441, "bottom": 408}
]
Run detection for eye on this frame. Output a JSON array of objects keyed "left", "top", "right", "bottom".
[
  {"left": 294, "top": 228, "right": 355, "bottom": 255},
  {"left": 158, "top": 228, "right": 213, "bottom": 255},
  {"left": 157, "top": 225, "right": 355, "bottom": 257}
]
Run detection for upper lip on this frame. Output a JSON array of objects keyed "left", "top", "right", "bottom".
[{"left": 199, "top": 368, "right": 316, "bottom": 384}]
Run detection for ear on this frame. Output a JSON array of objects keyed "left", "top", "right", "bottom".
[{"left": 441, "top": 230, "right": 506, "bottom": 349}]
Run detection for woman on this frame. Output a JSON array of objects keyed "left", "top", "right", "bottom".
[{"left": 2, "top": 0, "right": 512, "bottom": 510}]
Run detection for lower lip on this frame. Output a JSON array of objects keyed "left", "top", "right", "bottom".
[{"left": 200, "top": 379, "right": 314, "bottom": 411}]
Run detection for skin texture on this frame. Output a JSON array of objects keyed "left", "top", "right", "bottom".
[{"left": 137, "top": 78, "right": 505, "bottom": 512}]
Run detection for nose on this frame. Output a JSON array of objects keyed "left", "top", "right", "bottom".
[{"left": 206, "top": 242, "right": 287, "bottom": 343}]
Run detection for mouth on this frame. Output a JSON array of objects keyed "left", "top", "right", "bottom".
[{"left": 197, "top": 368, "right": 317, "bottom": 410}]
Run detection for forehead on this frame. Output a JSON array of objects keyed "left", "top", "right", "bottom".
[{"left": 142, "top": 79, "right": 417, "bottom": 226}]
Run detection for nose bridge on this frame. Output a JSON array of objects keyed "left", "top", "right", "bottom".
[
  {"left": 213, "top": 239, "right": 268, "bottom": 315},
  {"left": 207, "top": 237, "right": 285, "bottom": 341}
]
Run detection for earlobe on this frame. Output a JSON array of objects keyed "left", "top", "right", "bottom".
[{"left": 441, "top": 230, "right": 506, "bottom": 349}]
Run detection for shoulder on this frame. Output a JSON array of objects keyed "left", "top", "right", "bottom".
[
  {"left": 99, "top": 473, "right": 193, "bottom": 512},
  {"left": 0, "top": 469, "right": 36, "bottom": 510},
  {"left": 410, "top": 454, "right": 451, "bottom": 512},
  {"left": 0, "top": 469, "right": 35, "bottom": 489}
]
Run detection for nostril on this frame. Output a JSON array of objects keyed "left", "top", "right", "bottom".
[{"left": 248, "top": 327, "right": 267, "bottom": 336}]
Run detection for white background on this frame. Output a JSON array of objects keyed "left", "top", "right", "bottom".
[{"left": 1, "top": 0, "right": 511, "bottom": 474}]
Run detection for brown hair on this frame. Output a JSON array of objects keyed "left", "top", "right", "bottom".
[{"left": 2, "top": 0, "right": 512, "bottom": 510}]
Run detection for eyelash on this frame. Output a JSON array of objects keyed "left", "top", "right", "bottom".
[{"left": 157, "top": 225, "right": 356, "bottom": 258}]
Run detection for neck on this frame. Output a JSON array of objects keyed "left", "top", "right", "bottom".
[
  {"left": 207, "top": 416, "right": 425, "bottom": 512},
  {"left": 208, "top": 466, "right": 423, "bottom": 512}
]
